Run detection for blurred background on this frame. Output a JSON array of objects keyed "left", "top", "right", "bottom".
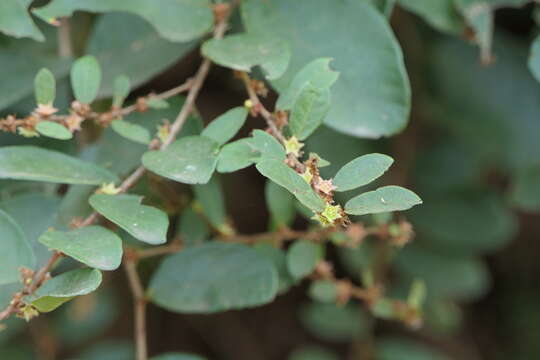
[{"left": 1, "top": 1, "right": 540, "bottom": 359}]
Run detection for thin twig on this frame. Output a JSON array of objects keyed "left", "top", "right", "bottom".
[
  {"left": 123, "top": 255, "right": 147, "bottom": 360},
  {"left": 137, "top": 241, "right": 182, "bottom": 259}
]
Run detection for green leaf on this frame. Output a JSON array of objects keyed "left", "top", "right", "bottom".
[
  {"left": 36, "top": 121, "right": 73, "bottom": 140},
  {"left": 39, "top": 226, "right": 123, "bottom": 271},
  {"left": 148, "top": 242, "right": 278, "bottom": 313},
  {"left": 176, "top": 208, "right": 209, "bottom": 247},
  {"left": 201, "top": 107, "right": 248, "bottom": 146},
  {"left": 344, "top": 186, "right": 422, "bottom": 215},
  {"left": 0, "top": 36, "right": 70, "bottom": 111},
  {"left": 287, "top": 240, "right": 323, "bottom": 280},
  {"left": 397, "top": 0, "right": 465, "bottom": 34},
  {"left": 254, "top": 243, "right": 294, "bottom": 294},
  {"left": 289, "top": 346, "right": 339, "bottom": 360},
  {"left": 0, "top": 209, "right": 34, "bottom": 285},
  {"left": 112, "top": 75, "right": 130, "bottom": 108},
  {"left": 395, "top": 246, "right": 490, "bottom": 301},
  {"left": 250, "top": 130, "right": 286, "bottom": 160},
  {"left": 217, "top": 138, "right": 259, "bottom": 173},
  {"left": 151, "top": 353, "right": 206, "bottom": 360},
  {"left": 87, "top": 13, "right": 197, "bottom": 98},
  {"left": 287, "top": 240, "right": 324, "bottom": 280},
  {"left": 309, "top": 280, "right": 338, "bottom": 303},
  {"left": 377, "top": 337, "right": 452, "bottom": 360},
  {"left": 193, "top": 177, "right": 228, "bottom": 231},
  {"left": 530, "top": 35, "right": 540, "bottom": 83},
  {"left": 242, "top": 0, "right": 410, "bottom": 138},
  {"left": 410, "top": 190, "right": 516, "bottom": 255},
  {"left": 288, "top": 86, "right": 330, "bottom": 140},
  {"left": 300, "top": 303, "right": 370, "bottom": 342},
  {"left": 26, "top": 268, "right": 102, "bottom": 312},
  {"left": 147, "top": 98, "right": 169, "bottom": 109},
  {"left": 510, "top": 165, "right": 540, "bottom": 212},
  {"left": 110, "top": 119, "right": 151, "bottom": 145},
  {"left": 202, "top": 33, "right": 290, "bottom": 80},
  {"left": 89, "top": 194, "right": 169, "bottom": 245},
  {"left": 71, "top": 55, "right": 102, "bottom": 104},
  {"left": 0, "top": 193, "right": 60, "bottom": 268},
  {"left": 265, "top": 180, "right": 296, "bottom": 228},
  {"left": 142, "top": 136, "right": 220, "bottom": 184},
  {"left": 333, "top": 153, "right": 394, "bottom": 192},
  {"left": 276, "top": 58, "right": 339, "bottom": 111},
  {"left": 33, "top": 0, "right": 214, "bottom": 43},
  {"left": 0, "top": 146, "right": 118, "bottom": 184},
  {"left": 34, "top": 68, "right": 56, "bottom": 105},
  {"left": 256, "top": 159, "right": 325, "bottom": 212},
  {"left": 0, "top": 0, "right": 44, "bottom": 41},
  {"left": 75, "top": 340, "right": 134, "bottom": 360}
]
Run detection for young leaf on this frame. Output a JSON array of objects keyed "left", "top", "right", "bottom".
[
  {"left": 26, "top": 268, "right": 102, "bottom": 312},
  {"left": 265, "top": 180, "right": 296, "bottom": 228},
  {"left": 142, "top": 136, "right": 220, "bottom": 184},
  {"left": 344, "top": 185, "right": 422, "bottom": 216},
  {"left": 276, "top": 58, "right": 339, "bottom": 111},
  {"left": 288, "top": 85, "right": 331, "bottom": 140},
  {"left": 112, "top": 75, "right": 130, "bottom": 107},
  {"left": 201, "top": 33, "right": 290, "bottom": 80},
  {"left": 111, "top": 119, "right": 151, "bottom": 145},
  {"left": 0, "top": 146, "right": 118, "bottom": 185},
  {"left": 147, "top": 97, "right": 169, "bottom": 109},
  {"left": 0, "top": 209, "right": 35, "bottom": 285},
  {"left": 201, "top": 107, "right": 248, "bottom": 146},
  {"left": 148, "top": 242, "right": 278, "bottom": 313},
  {"left": 309, "top": 280, "right": 338, "bottom": 303},
  {"left": 34, "top": 68, "right": 56, "bottom": 105},
  {"left": 39, "top": 226, "right": 123, "bottom": 271},
  {"left": 89, "top": 194, "right": 169, "bottom": 245},
  {"left": 333, "top": 153, "right": 394, "bottom": 192},
  {"left": 33, "top": 0, "right": 214, "bottom": 43},
  {"left": 193, "top": 177, "right": 228, "bottom": 233},
  {"left": 242, "top": 0, "right": 410, "bottom": 138},
  {"left": 36, "top": 121, "right": 73, "bottom": 140},
  {"left": 287, "top": 240, "right": 323, "bottom": 279},
  {"left": 71, "top": 55, "right": 102, "bottom": 104},
  {"left": 256, "top": 159, "right": 325, "bottom": 212}
]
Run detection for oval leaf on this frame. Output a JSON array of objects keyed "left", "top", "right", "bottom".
[
  {"left": 201, "top": 107, "right": 248, "bottom": 146},
  {"left": 142, "top": 136, "right": 220, "bottom": 184},
  {"left": 333, "top": 153, "right": 394, "bottom": 192},
  {"left": 202, "top": 33, "right": 290, "bottom": 80},
  {"left": 256, "top": 159, "right": 325, "bottom": 212},
  {"left": 288, "top": 86, "right": 330, "bottom": 140},
  {"left": 36, "top": 121, "right": 73, "bottom": 140},
  {"left": 71, "top": 55, "right": 102, "bottom": 104},
  {"left": 0, "top": 209, "right": 35, "bottom": 285},
  {"left": 287, "top": 240, "right": 323, "bottom": 280},
  {"left": 0, "top": 146, "right": 118, "bottom": 184},
  {"left": 113, "top": 75, "right": 130, "bottom": 107},
  {"left": 148, "top": 242, "right": 278, "bottom": 313},
  {"left": 39, "top": 226, "right": 123, "bottom": 270},
  {"left": 89, "top": 194, "right": 169, "bottom": 245},
  {"left": 34, "top": 68, "right": 56, "bottom": 105},
  {"left": 33, "top": 0, "right": 214, "bottom": 43},
  {"left": 27, "top": 268, "right": 102, "bottom": 312},
  {"left": 111, "top": 119, "right": 151, "bottom": 145},
  {"left": 344, "top": 185, "right": 422, "bottom": 216},
  {"left": 242, "top": 0, "right": 410, "bottom": 138}
]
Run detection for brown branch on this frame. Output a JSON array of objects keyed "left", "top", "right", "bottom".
[
  {"left": 123, "top": 252, "right": 147, "bottom": 360},
  {"left": 137, "top": 240, "right": 182, "bottom": 259},
  {"left": 57, "top": 18, "right": 73, "bottom": 58}
]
